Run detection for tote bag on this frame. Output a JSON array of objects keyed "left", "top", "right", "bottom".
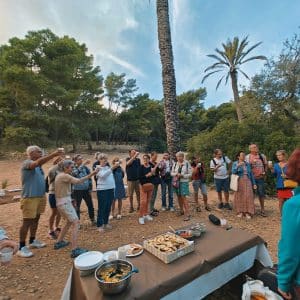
[{"left": 230, "top": 174, "right": 239, "bottom": 191}]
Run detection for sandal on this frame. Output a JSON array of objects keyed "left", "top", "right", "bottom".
[
  {"left": 176, "top": 211, "right": 184, "bottom": 216},
  {"left": 196, "top": 207, "right": 201, "bottom": 212},
  {"left": 183, "top": 215, "right": 191, "bottom": 221},
  {"left": 260, "top": 211, "right": 267, "bottom": 217}
]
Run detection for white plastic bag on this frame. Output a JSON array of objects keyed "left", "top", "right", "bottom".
[{"left": 242, "top": 279, "right": 283, "bottom": 300}]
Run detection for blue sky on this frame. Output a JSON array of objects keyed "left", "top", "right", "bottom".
[{"left": 0, "top": 0, "right": 299, "bottom": 107}]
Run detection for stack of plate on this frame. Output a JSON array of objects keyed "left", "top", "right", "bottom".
[{"left": 74, "top": 251, "right": 104, "bottom": 276}]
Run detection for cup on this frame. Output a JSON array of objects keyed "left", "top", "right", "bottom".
[
  {"left": 117, "top": 246, "right": 127, "bottom": 260},
  {"left": 107, "top": 252, "right": 118, "bottom": 261},
  {"left": 0, "top": 247, "right": 13, "bottom": 265}
]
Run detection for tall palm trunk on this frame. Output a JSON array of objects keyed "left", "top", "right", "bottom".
[
  {"left": 156, "top": 0, "right": 180, "bottom": 157},
  {"left": 230, "top": 71, "right": 243, "bottom": 123}
]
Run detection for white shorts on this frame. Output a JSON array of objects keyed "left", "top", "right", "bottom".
[{"left": 57, "top": 202, "right": 78, "bottom": 222}]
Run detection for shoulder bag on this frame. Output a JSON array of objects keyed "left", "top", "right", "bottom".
[
  {"left": 230, "top": 174, "right": 239, "bottom": 191},
  {"left": 280, "top": 167, "right": 298, "bottom": 188}
]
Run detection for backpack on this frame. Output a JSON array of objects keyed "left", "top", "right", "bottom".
[{"left": 212, "top": 155, "right": 227, "bottom": 166}]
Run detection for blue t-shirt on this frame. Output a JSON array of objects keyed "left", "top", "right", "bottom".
[{"left": 21, "top": 159, "right": 46, "bottom": 198}]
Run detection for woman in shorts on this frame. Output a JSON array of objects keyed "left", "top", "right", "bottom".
[
  {"left": 171, "top": 151, "right": 192, "bottom": 221},
  {"left": 54, "top": 160, "right": 97, "bottom": 258},
  {"left": 269, "top": 150, "right": 294, "bottom": 214},
  {"left": 47, "top": 157, "right": 62, "bottom": 239}
]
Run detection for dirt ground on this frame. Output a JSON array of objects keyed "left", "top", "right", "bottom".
[{"left": 0, "top": 153, "right": 281, "bottom": 300}]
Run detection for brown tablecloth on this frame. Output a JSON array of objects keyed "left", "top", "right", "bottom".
[{"left": 69, "top": 223, "right": 264, "bottom": 300}]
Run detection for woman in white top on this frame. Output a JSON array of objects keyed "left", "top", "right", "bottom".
[
  {"left": 54, "top": 160, "right": 97, "bottom": 258},
  {"left": 171, "top": 151, "right": 192, "bottom": 221},
  {"left": 95, "top": 153, "right": 116, "bottom": 232}
]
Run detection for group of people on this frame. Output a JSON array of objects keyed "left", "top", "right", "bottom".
[{"left": 1, "top": 143, "right": 300, "bottom": 300}]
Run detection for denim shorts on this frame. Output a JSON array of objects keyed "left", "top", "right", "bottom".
[
  {"left": 254, "top": 178, "right": 265, "bottom": 198},
  {"left": 192, "top": 180, "right": 207, "bottom": 195},
  {"left": 48, "top": 193, "right": 57, "bottom": 209},
  {"left": 214, "top": 178, "right": 230, "bottom": 193}
]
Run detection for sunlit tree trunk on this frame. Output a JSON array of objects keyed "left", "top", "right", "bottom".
[
  {"left": 230, "top": 71, "right": 243, "bottom": 123},
  {"left": 156, "top": 0, "right": 180, "bottom": 157}
]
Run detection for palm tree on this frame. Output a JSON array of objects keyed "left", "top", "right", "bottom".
[
  {"left": 202, "top": 36, "right": 267, "bottom": 122},
  {"left": 156, "top": 0, "right": 180, "bottom": 156}
]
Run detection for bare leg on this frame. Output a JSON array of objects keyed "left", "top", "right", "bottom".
[
  {"left": 178, "top": 196, "right": 184, "bottom": 213},
  {"left": 118, "top": 199, "right": 122, "bottom": 215},
  {"left": 278, "top": 198, "right": 285, "bottom": 215},
  {"left": 194, "top": 192, "right": 199, "bottom": 207},
  {"left": 217, "top": 192, "right": 223, "bottom": 203},
  {"left": 29, "top": 215, "right": 40, "bottom": 239},
  {"left": 71, "top": 219, "right": 79, "bottom": 250},
  {"left": 19, "top": 219, "right": 34, "bottom": 248},
  {"left": 57, "top": 221, "right": 72, "bottom": 243},
  {"left": 183, "top": 197, "right": 190, "bottom": 216},
  {"left": 224, "top": 192, "right": 229, "bottom": 203},
  {"left": 111, "top": 200, "right": 116, "bottom": 217},
  {"left": 55, "top": 210, "right": 61, "bottom": 228},
  {"left": 259, "top": 196, "right": 265, "bottom": 212},
  {"left": 49, "top": 209, "right": 58, "bottom": 232}
]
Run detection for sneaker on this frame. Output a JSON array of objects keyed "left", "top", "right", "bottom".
[
  {"left": 17, "top": 246, "right": 33, "bottom": 258},
  {"left": 224, "top": 203, "right": 232, "bottom": 210},
  {"left": 98, "top": 226, "right": 104, "bottom": 232},
  {"left": 129, "top": 207, "right": 134, "bottom": 213},
  {"left": 54, "top": 240, "right": 70, "bottom": 250},
  {"left": 104, "top": 224, "right": 112, "bottom": 230},
  {"left": 109, "top": 215, "right": 113, "bottom": 220},
  {"left": 144, "top": 215, "right": 153, "bottom": 221},
  {"left": 138, "top": 217, "right": 145, "bottom": 225},
  {"left": 116, "top": 214, "right": 122, "bottom": 220},
  {"left": 29, "top": 239, "right": 46, "bottom": 249},
  {"left": 161, "top": 207, "right": 167, "bottom": 211},
  {"left": 48, "top": 231, "right": 57, "bottom": 240},
  {"left": 71, "top": 247, "right": 88, "bottom": 258},
  {"left": 218, "top": 203, "right": 224, "bottom": 209},
  {"left": 237, "top": 213, "right": 243, "bottom": 218},
  {"left": 169, "top": 207, "right": 175, "bottom": 212}
]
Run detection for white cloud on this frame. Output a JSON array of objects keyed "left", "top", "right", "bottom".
[{"left": 98, "top": 52, "right": 145, "bottom": 77}]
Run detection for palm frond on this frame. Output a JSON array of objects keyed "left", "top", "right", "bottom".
[
  {"left": 238, "top": 69, "right": 250, "bottom": 80},
  {"left": 216, "top": 75, "right": 225, "bottom": 90},
  {"left": 201, "top": 69, "right": 223, "bottom": 83},
  {"left": 207, "top": 53, "right": 228, "bottom": 65},
  {"left": 235, "top": 36, "right": 249, "bottom": 64},
  {"left": 240, "top": 55, "right": 267, "bottom": 64},
  {"left": 225, "top": 72, "right": 230, "bottom": 85},
  {"left": 214, "top": 49, "right": 230, "bottom": 65},
  {"left": 204, "top": 62, "right": 226, "bottom": 72},
  {"left": 238, "top": 42, "right": 263, "bottom": 63}
]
